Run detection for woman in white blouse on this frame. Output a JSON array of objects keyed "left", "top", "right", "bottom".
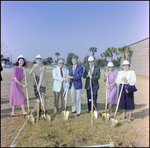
[{"left": 116, "top": 60, "right": 136, "bottom": 123}]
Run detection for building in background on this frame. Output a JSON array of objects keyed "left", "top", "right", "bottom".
[{"left": 124, "top": 37, "right": 149, "bottom": 76}]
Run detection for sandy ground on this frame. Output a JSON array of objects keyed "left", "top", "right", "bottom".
[{"left": 1, "top": 68, "right": 149, "bottom": 147}]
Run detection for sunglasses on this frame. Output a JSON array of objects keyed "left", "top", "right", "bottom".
[{"left": 59, "top": 63, "right": 64, "bottom": 64}]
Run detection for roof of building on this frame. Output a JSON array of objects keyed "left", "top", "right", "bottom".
[{"left": 128, "top": 37, "right": 149, "bottom": 47}]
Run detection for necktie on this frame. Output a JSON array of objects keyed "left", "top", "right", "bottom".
[
  {"left": 90, "top": 66, "right": 93, "bottom": 75},
  {"left": 60, "top": 68, "right": 63, "bottom": 78},
  {"left": 73, "top": 65, "right": 76, "bottom": 74}
]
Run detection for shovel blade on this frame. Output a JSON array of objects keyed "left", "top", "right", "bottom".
[
  {"left": 28, "top": 114, "right": 35, "bottom": 124},
  {"left": 62, "top": 111, "right": 70, "bottom": 120},
  {"left": 93, "top": 110, "right": 98, "bottom": 119},
  {"left": 101, "top": 113, "right": 110, "bottom": 122},
  {"left": 46, "top": 114, "right": 51, "bottom": 121},
  {"left": 109, "top": 118, "right": 118, "bottom": 128},
  {"left": 41, "top": 114, "right": 51, "bottom": 121}
]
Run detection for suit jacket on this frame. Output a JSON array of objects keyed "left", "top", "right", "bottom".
[
  {"left": 83, "top": 66, "right": 100, "bottom": 90},
  {"left": 68, "top": 65, "right": 83, "bottom": 90},
  {"left": 52, "top": 66, "right": 67, "bottom": 92}
]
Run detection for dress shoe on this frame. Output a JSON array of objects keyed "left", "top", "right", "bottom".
[
  {"left": 77, "top": 114, "right": 80, "bottom": 117},
  {"left": 71, "top": 111, "right": 76, "bottom": 114},
  {"left": 44, "top": 110, "right": 48, "bottom": 114},
  {"left": 11, "top": 115, "right": 20, "bottom": 117}
]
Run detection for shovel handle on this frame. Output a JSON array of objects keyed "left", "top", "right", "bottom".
[
  {"left": 105, "top": 74, "right": 108, "bottom": 113},
  {"left": 33, "top": 75, "right": 45, "bottom": 113},
  {"left": 114, "top": 82, "right": 124, "bottom": 118},
  {"left": 24, "top": 70, "right": 29, "bottom": 113},
  {"left": 90, "top": 74, "right": 93, "bottom": 126}
]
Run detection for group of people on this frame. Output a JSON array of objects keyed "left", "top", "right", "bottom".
[{"left": 9, "top": 54, "right": 136, "bottom": 123}]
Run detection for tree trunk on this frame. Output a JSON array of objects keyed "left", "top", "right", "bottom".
[
  {"left": 92, "top": 52, "right": 94, "bottom": 56},
  {"left": 111, "top": 56, "right": 113, "bottom": 62},
  {"left": 124, "top": 54, "right": 126, "bottom": 60}
]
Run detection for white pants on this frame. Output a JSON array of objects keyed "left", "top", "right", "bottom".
[{"left": 70, "top": 83, "right": 81, "bottom": 114}]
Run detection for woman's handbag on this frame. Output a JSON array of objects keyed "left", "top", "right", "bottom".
[{"left": 124, "top": 84, "right": 137, "bottom": 94}]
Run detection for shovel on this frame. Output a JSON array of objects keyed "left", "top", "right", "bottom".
[
  {"left": 62, "top": 100, "right": 70, "bottom": 120},
  {"left": 33, "top": 75, "right": 51, "bottom": 121},
  {"left": 109, "top": 82, "right": 124, "bottom": 128},
  {"left": 89, "top": 75, "right": 98, "bottom": 126},
  {"left": 102, "top": 74, "right": 110, "bottom": 121},
  {"left": 24, "top": 70, "right": 34, "bottom": 124},
  {"left": 62, "top": 82, "right": 70, "bottom": 120}
]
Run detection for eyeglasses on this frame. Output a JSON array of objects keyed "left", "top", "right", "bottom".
[{"left": 59, "top": 63, "right": 64, "bottom": 65}]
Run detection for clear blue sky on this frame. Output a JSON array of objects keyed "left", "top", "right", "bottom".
[{"left": 1, "top": 1, "right": 149, "bottom": 62}]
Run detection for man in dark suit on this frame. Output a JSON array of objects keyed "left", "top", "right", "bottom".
[
  {"left": 67, "top": 56, "right": 83, "bottom": 117},
  {"left": 83, "top": 56, "right": 100, "bottom": 113}
]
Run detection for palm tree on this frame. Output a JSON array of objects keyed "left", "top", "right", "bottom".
[
  {"left": 88, "top": 47, "right": 97, "bottom": 57},
  {"left": 100, "top": 50, "right": 110, "bottom": 66},
  {"left": 107, "top": 47, "right": 118, "bottom": 62},
  {"left": 55, "top": 52, "right": 60, "bottom": 60},
  {"left": 118, "top": 46, "right": 131, "bottom": 60}
]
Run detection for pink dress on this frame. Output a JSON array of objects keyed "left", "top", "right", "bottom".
[
  {"left": 9, "top": 66, "right": 27, "bottom": 106},
  {"left": 104, "top": 71, "right": 118, "bottom": 104}
]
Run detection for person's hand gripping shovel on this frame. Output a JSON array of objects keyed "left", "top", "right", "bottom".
[{"left": 102, "top": 74, "right": 110, "bottom": 122}]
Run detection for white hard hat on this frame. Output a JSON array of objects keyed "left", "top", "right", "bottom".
[
  {"left": 107, "top": 62, "right": 114, "bottom": 67},
  {"left": 88, "top": 56, "right": 95, "bottom": 61},
  {"left": 36, "top": 54, "right": 42, "bottom": 59},
  {"left": 122, "top": 60, "right": 130, "bottom": 65},
  {"left": 17, "top": 55, "right": 24, "bottom": 60}
]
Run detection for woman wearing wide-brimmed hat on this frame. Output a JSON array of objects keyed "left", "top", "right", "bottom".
[
  {"left": 9, "top": 55, "right": 28, "bottom": 117},
  {"left": 29, "top": 54, "right": 47, "bottom": 114},
  {"left": 116, "top": 60, "right": 136, "bottom": 123},
  {"left": 104, "top": 62, "right": 118, "bottom": 114}
]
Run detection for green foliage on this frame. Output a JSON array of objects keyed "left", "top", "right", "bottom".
[
  {"left": 43, "top": 60, "right": 48, "bottom": 65},
  {"left": 112, "top": 56, "right": 121, "bottom": 67},
  {"left": 88, "top": 47, "right": 97, "bottom": 56},
  {"left": 66, "top": 53, "right": 78, "bottom": 66},
  {"left": 55, "top": 58, "right": 65, "bottom": 64},
  {"left": 100, "top": 50, "right": 110, "bottom": 66},
  {"left": 33, "top": 60, "right": 36, "bottom": 64},
  {"left": 82, "top": 55, "right": 89, "bottom": 67},
  {"left": 55, "top": 52, "right": 60, "bottom": 59},
  {"left": 118, "top": 46, "right": 131, "bottom": 60},
  {"left": 47, "top": 57, "right": 53, "bottom": 64},
  {"left": 96, "top": 59, "right": 106, "bottom": 67},
  {"left": 1, "top": 54, "right": 4, "bottom": 59},
  {"left": 107, "top": 47, "right": 118, "bottom": 61}
]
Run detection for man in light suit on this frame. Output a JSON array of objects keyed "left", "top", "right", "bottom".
[
  {"left": 83, "top": 56, "right": 100, "bottom": 113},
  {"left": 52, "top": 59, "right": 68, "bottom": 114},
  {"left": 67, "top": 56, "right": 83, "bottom": 117}
]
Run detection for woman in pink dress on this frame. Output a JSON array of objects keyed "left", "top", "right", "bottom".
[
  {"left": 10, "top": 55, "right": 28, "bottom": 117},
  {"left": 104, "top": 62, "right": 118, "bottom": 114}
]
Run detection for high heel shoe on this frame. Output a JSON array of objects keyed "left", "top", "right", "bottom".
[{"left": 11, "top": 115, "right": 20, "bottom": 117}]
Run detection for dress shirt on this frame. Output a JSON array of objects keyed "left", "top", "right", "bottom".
[
  {"left": 90, "top": 66, "right": 94, "bottom": 74},
  {"left": 73, "top": 64, "right": 77, "bottom": 73}
]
